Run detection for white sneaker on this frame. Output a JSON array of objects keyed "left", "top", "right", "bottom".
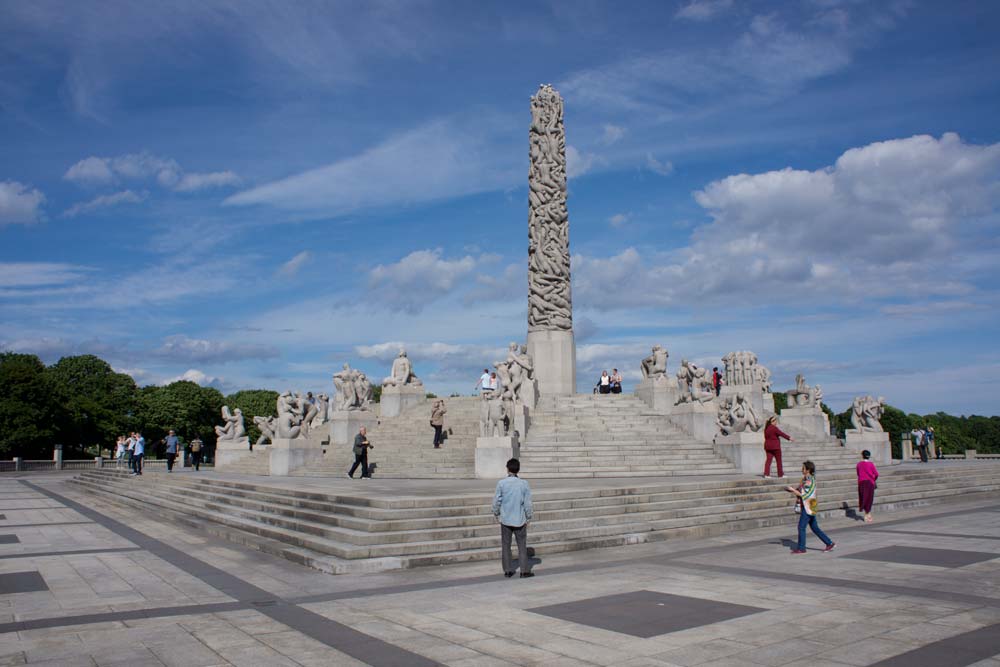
[{"left": 762, "top": 475, "right": 772, "bottom": 479}]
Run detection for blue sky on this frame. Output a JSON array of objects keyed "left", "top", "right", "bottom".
[{"left": 2, "top": 0, "right": 999, "bottom": 415}]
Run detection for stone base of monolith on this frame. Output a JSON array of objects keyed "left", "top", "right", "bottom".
[
  {"left": 845, "top": 430, "right": 891, "bottom": 465},
  {"left": 713, "top": 431, "right": 766, "bottom": 474},
  {"left": 780, "top": 407, "right": 830, "bottom": 438},
  {"left": 635, "top": 376, "right": 681, "bottom": 414},
  {"left": 215, "top": 437, "right": 252, "bottom": 467},
  {"left": 380, "top": 385, "right": 426, "bottom": 418},
  {"left": 669, "top": 401, "right": 718, "bottom": 442},
  {"left": 721, "top": 383, "right": 768, "bottom": 415},
  {"left": 527, "top": 329, "right": 576, "bottom": 396},
  {"left": 511, "top": 403, "right": 529, "bottom": 440},
  {"left": 475, "top": 435, "right": 520, "bottom": 479},
  {"left": 269, "top": 437, "right": 324, "bottom": 476},
  {"left": 330, "top": 410, "right": 377, "bottom": 446}
]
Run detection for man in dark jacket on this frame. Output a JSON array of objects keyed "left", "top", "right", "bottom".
[{"left": 348, "top": 427, "right": 373, "bottom": 479}]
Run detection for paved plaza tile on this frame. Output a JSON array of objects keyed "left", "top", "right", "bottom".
[{"left": 0, "top": 473, "right": 995, "bottom": 666}]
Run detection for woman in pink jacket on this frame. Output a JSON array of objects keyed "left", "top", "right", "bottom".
[
  {"left": 857, "top": 450, "right": 879, "bottom": 523},
  {"left": 763, "top": 416, "right": 792, "bottom": 478}
]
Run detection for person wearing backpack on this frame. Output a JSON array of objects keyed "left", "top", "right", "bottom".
[{"left": 189, "top": 437, "right": 203, "bottom": 471}]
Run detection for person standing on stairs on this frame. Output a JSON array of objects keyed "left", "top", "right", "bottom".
[
  {"left": 430, "top": 399, "right": 446, "bottom": 448},
  {"left": 348, "top": 426, "right": 373, "bottom": 479},
  {"left": 164, "top": 430, "right": 179, "bottom": 472},
  {"left": 131, "top": 432, "right": 145, "bottom": 476},
  {"left": 763, "top": 416, "right": 791, "bottom": 478},
  {"left": 856, "top": 449, "right": 878, "bottom": 523},
  {"left": 492, "top": 458, "right": 534, "bottom": 578}
]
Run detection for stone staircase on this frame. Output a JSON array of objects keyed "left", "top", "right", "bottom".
[
  {"left": 520, "top": 394, "right": 739, "bottom": 477},
  {"left": 292, "top": 397, "right": 481, "bottom": 479},
  {"left": 69, "top": 463, "right": 1000, "bottom": 574},
  {"left": 217, "top": 446, "right": 271, "bottom": 475},
  {"left": 775, "top": 423, "right": 863, "bottom": 472}
]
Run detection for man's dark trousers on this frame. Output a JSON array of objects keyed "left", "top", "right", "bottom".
[
  {"left": 348, "top": 453, "right": 369, "bottom": 478},
  {"left": 501, "top": 523, "right": 529, "bottom": 574},
  {"left": 166, "top": 452, "right": 176, "bottom": 471}
]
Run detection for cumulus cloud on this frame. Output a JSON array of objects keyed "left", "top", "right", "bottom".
[
  {"left": 566, "top": 145, "right": 598, "bottom": 179},
  {"left": 367, "top": 249, "right": 486, "bottom": 313},
  {"left": 675, "top": 0, "right": 734, "bottom": 22},
  {"left": 64, "top": 152, "right": 239, "bottom": 193},
  {"left": 574, "top": 133, "right": 1000, "bottom": 310},
  {"left": 0, "top": 181, "right": 45, "bottom": 225},
  {"left": 151, "top": 334, "right": 279, "bottom": 364},
  {"left": 277, "top": 250, "right": 313, "bottom": 278},
  {"left": 63, "top": 189, "right": 147, "bottom": 218},
  {"left": 160, "top": 368, "right": 224, "bottom": 388},
  {"left": 224, "top": 116, "right": 519, "bottom": 216}
]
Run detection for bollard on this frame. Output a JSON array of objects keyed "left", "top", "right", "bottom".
[
  {"left": 53, "top": 444, "right": 64, "bottom": 471},
  {"left": 966, "top": 449, "right": 977, "bottom": 460},
  {"left": 14, "top": 457, "right": 22, "bottom": 472},
  {"left": 95, "top": 456, "right": 104, "bottom": 468}
]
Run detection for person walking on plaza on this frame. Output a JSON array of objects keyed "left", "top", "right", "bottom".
[
  {"left": 763, "top": 416, "right": 791, "bottom": 478},
  {"left": 131, "top": 432, "right": 145, "bottom": 476},
  {"left": 114, "top": 436, "right": 127, "bottom": 469},
  {"left": 492, "top": 458, "right": 534, "bottom": 578},
  {"left": 430, "top": 399, "right": 446, "bottom": 448},
  {"left": 785, "top": 461, "right": 835, "bottom": 553},
  {"left": 164, "top": 430, "right": 179, "bottom": 472},
  {"left": 857, "top": 450, "right": 879, "bottom": 523},
  {"left": 348, "top": 426, "right": 373, "bottom": 479},
  {"left": 189, "top": 437, "right": 203, "bottom": 471}
]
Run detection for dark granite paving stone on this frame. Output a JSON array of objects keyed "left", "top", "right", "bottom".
[
  {"left": 0, "top": 601, "right": 246, "bottom": 635},
  {"left": 0, "top": 547, "right": 140, "bottom": 560},
  {"left": 841, "top": 545, "right": 998, "bottom": 568},
  {"left": 528, "top": 590, "right": 765, "bottom": 638},
  {"left": 0, "top": 515, "right": 5, "bottom": 520},
  {"left": 0, "top": 535, "right": 19, "bottom": 544},
  {"left": 0, "top": 571, "right": 48, "bottom": 594},
  {"left": 871, "top": 528, "right": 1000, "bottom": 541},
  {"left": 869, "top": 622, "right": 1000, "bottom": 667}
]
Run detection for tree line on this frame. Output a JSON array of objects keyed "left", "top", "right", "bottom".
[{"left": 2, "top": 352, "right": 996, "bottom": 459}]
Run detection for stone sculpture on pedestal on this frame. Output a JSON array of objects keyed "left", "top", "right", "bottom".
[
  {"left": 215, "top": 406, "right": 247, "bottom": 442},
  {"left": 382, "top": 348, "right": 422, "bottom": 387},
  {"left": 253, "top": 415, "right": 276, "bottom": 447},
  {"left": 676, "top": 359, "right": 715, "bottom": 404},
  {"left": 717, "top": 393, "right": 762, "bottom": 435},
  {"left": 641, "top": 345, "right": 669, "bottom": 379},
  {"left": 480, "top": 392, "right": 507, "bottom": 438},
  {"left": 276, "top": 391, "right": 304, "bottom": 439},
  {"left": 526, "top": 84, "right": 576, "bottom": 396},
  {"left": 312, "top": 394, "right": 330, "bottom": 427},
  {"left": 850, "top": 396, "right": 886, "bottom": 432},
  {"left": 780, "top": 374, "right": 830, "bottom": 437},
  {"left": 332, "top": 364, "right": 359, "bottom": 411}
]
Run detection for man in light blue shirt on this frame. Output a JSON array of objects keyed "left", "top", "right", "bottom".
[
  {"left": 132, "top": 433, "right": 145, "bottom": 476},
  {"left": 492, "top": 458, "right": 533, "bottom": 578},
  {"left": 164, "top": 430, "right": 179, "bottom": 472}
]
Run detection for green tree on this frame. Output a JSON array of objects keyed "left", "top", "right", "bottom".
[
  {"left": 772, "top": 392, "right": 788, "bottom": 413},
  {"left": 224, "top": 389, "right": 278, "bottom": 445},
  {"left": 0, "top": 353, "right": 64, "bottom": 458},
  {"left": 136, "top": 381, "right": 224, "bottom": 456},
  {"left": 44, "top": 355, "right": 137, "bottom": 456}
]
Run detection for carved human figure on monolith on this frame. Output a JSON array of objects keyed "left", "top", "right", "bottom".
[
  {"left": 253, "top": 415, "right": 276, "bottom": 446},
  {"left": 333, "top": 364, "right": 358, "bottom": 411},
  {"left": 383, "top": 348, "right": 423, "bottom": 387},
  {"left": 718, "top": 392, "right": 762, "bottom": 435},
  {"left": 355, "top": 373, "right": 374, "bottom": 410},
  {"left": 675, "top": 359, "right": 695, "bottom": 403},
  {"left": 641, "top": 344, "right": 669, "bottom": 379},
  {"left": 276, "top": 391, "right": 303, "bottom": 439}
]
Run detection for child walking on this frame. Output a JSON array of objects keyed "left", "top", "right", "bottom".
[
  {"left": 856, "top": 450, "right": 879, "bottom": 523},
  {"left": 785, "top": 460, "right": 835, "bottom": 554}
]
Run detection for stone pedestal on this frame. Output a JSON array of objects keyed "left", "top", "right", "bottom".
[
  {"left": 845, "top": 430, "right": 891, "bottom": 465},
  {"left": 53, "top": 444, "right": 63, "bottom": 471},
  {"left": 635, "top": 376, "right": 680, "bottom": 414},
  {"left": 527, "top": 329, "right": 576, "bottom": 397},
  {"left": 511, "top": 403, "right": 529, "bottom": 440},
  {"left": 762, "top": 392, "right": 775, "bottom": 414},
  {"left": 721, "top": 383, "right": 766, "bottom": 415},
  {"left": 179, "top": 446, "right": 190, "bottom": 468},
  {"left": 475, "top": 435, "right": 520, "bottom": 479},
  {"left": 379, "top": 385, "right": 426, "bottom": 418},
  {"left": 215, "top": 437, "right": 251, "bottom": 467},
  {"left": 713, "top": 430, "right": 766, "bottom": 475},
  {"left": 669, "top": 401, "right": 718, "bottom": 442},
  {"left": 269, "top": 437, "right": 324, "bottom": 476},
  {"left": 780, "top": 407, "right": 830, "bottom": 438},
  {"left": 329, "top": 410, "right": 377, "bottom": 446},
  {"left": 521, "top": 378, "right": 539, "bottom": 410}
]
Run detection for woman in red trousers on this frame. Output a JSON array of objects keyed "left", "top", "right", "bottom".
[{"left": 763, "top": 416, "right": 792, "bottom": 478}]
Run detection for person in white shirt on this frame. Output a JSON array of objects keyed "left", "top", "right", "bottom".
[{"left": 477, "top": 369, "right": 493, "bottom": 395}]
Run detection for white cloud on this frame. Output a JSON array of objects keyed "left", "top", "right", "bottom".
[
  {"left": 64, "top": 152, "right": 239, "bottom": 193},
  {"left": 277, "top": 251, "right": 313, "bottom": 278},
  {"left": 566, "top": 145, "right": 598, "bottom": 179},
  {"left": 600, "top": 124, "right": 626, "bottom": 145},
  {"left": 224, "top": 116, "right": 520, "bottom": 216},
  {"left": 608, "top": 212, "right": 631, "bottom": 228},
  {"left": 0, "top": 181, "right": 45, "bottom": 225},
  {"left": 646, "top": 153, "right": 674, "bottom": 176},
  {"left": 63, "top": 189, "right": 146, "bottom": 218},
  {"left": 0, "top": 262, "right": 88, "bottom": 288},
  {"left": 161, "top": 368, "right": 224, "bottom": 388},
  {"left": 152, "top": 334, "right": 279, "bottom": 364},
  {"left": 367, "top": 249, "right": 483, "bottom": 313},
  {"left": 574, "top": 133, "right": 1000, "bottom": 310},
  {"left": 676, "top": 0, "right": 734, "bottom": 22},
  {"left": 174, "top": 171, "right": 242, "bottom": 192}
]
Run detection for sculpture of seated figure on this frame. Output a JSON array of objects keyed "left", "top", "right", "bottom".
[
  {"left": 383, "top": 348, "right": 423, "bottom": 387},
  {"left": 640, "top": 344, "right": 669, "bottom": 379},
  {"left": 850, "top": 395, "right": 885, "bottom": 432},
  {"left": 718, "top": 392, "right": 762, "bottom": 435},
  {"left": 253, "top": 415, "right": 276, "bottom": 446},
  {"left": 675, "top": 359, "right": 695, "bottom": 404},
  {"left": 215, "top": 406, "right": 246, "bottom": 441},
  {"left": 691, "top": 367, "right": 716, "bottom": 403},
  {"left": 787, "top": 374, "right": 812, "bottom": 407}
]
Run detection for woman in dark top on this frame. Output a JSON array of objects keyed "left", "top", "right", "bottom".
[{"left": 763, "top": 416, "right": 792, "bottom": 478}]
